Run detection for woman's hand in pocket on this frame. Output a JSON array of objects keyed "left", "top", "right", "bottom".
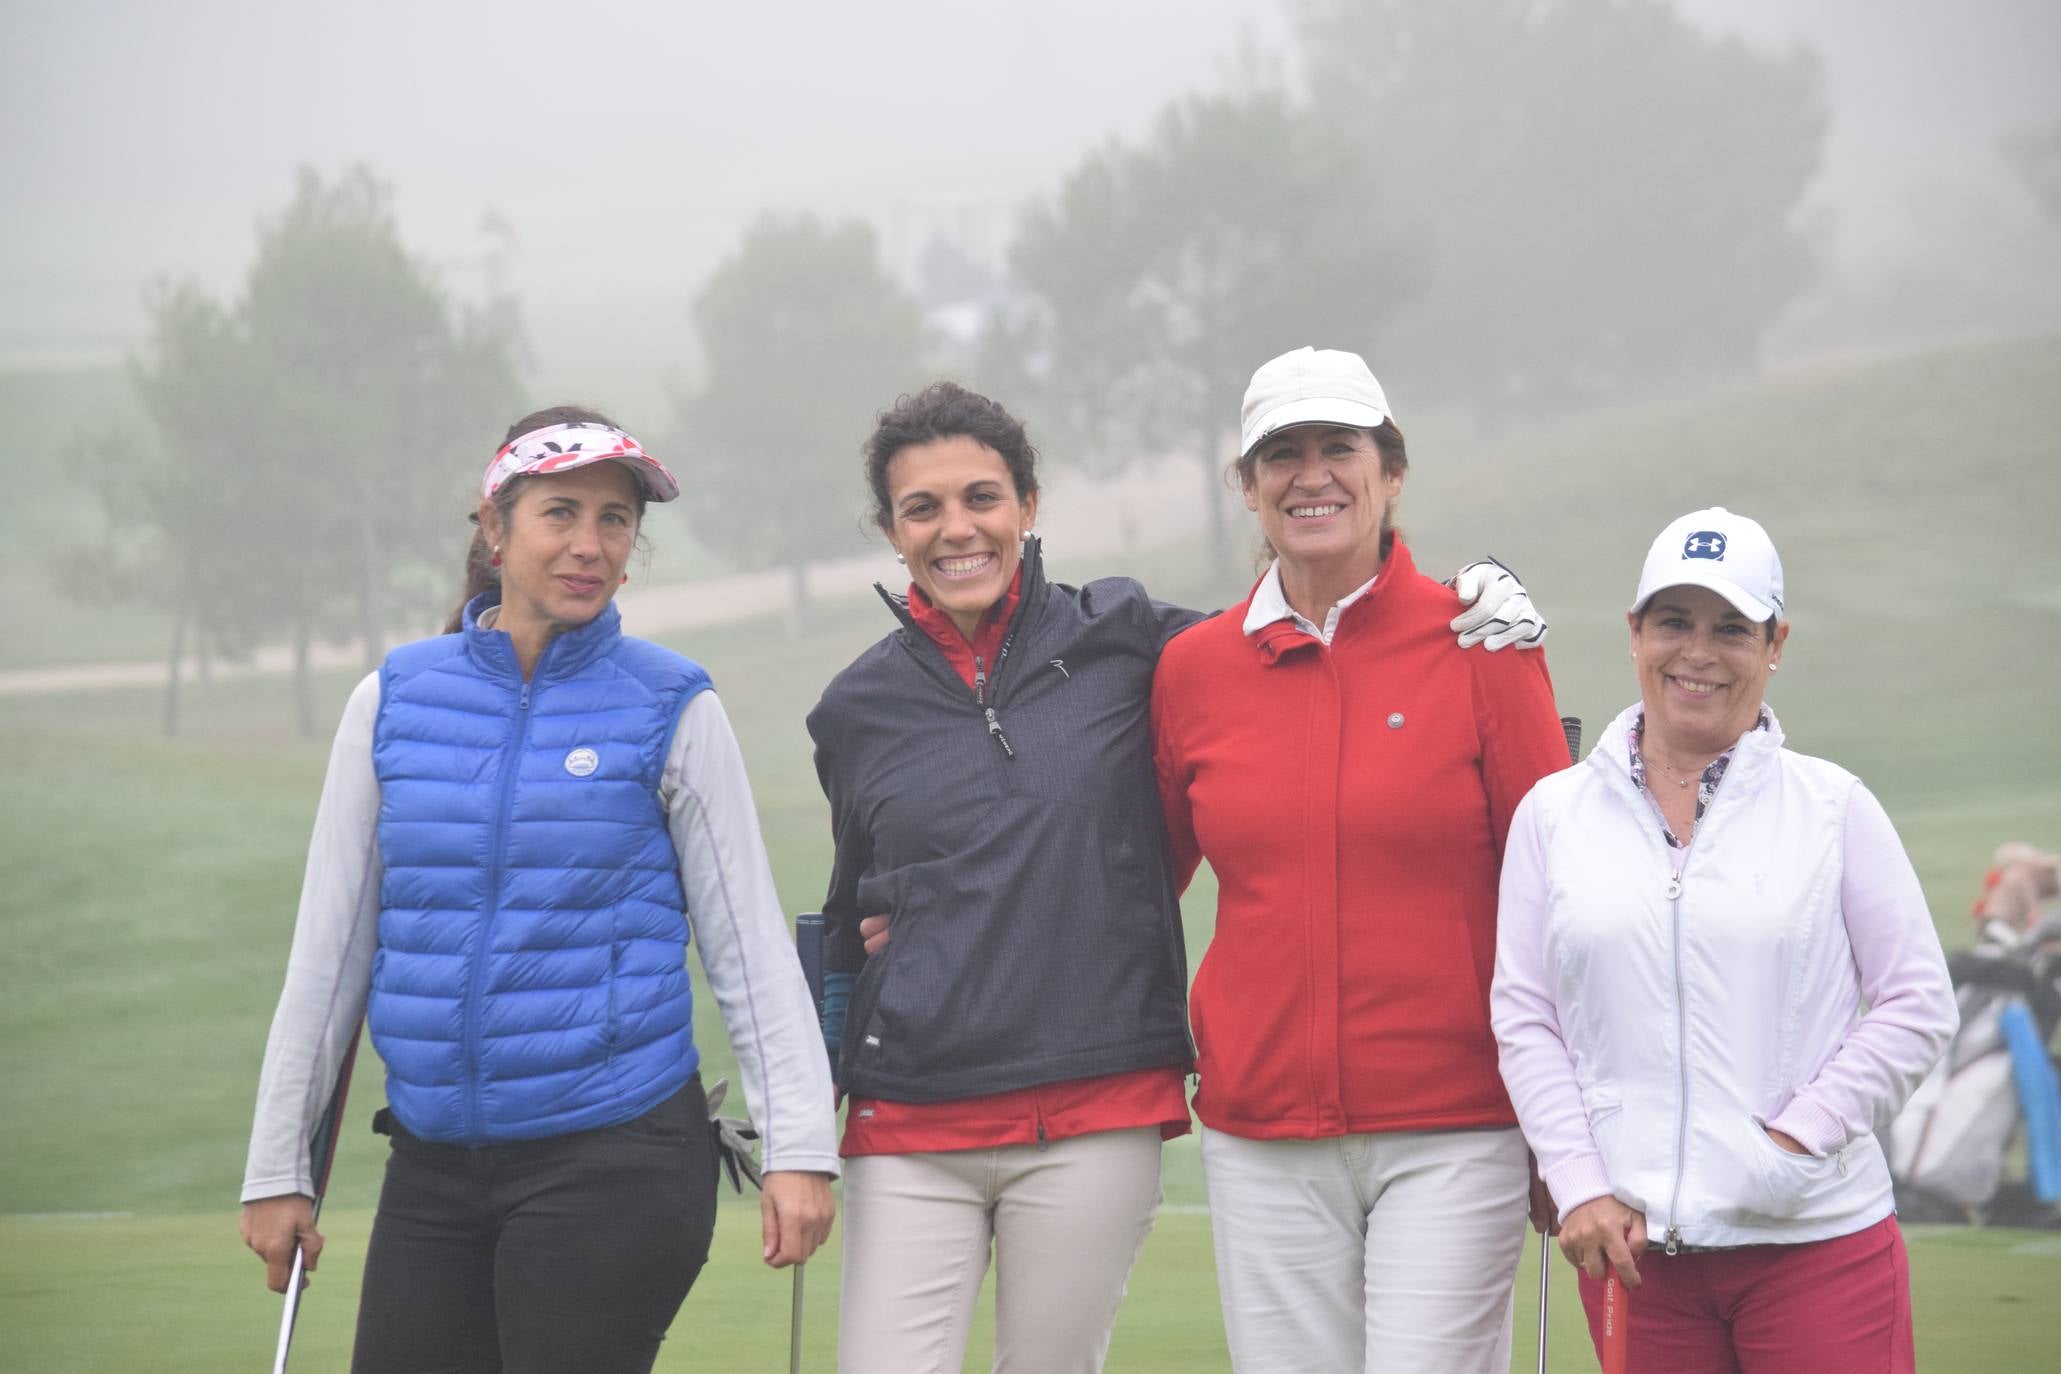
[{"left": 1763, "top": 1124, "right": 1810, "bottom": 1155}]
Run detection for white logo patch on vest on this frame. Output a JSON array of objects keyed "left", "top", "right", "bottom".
[{"left": 563, "top": 747, "right": 600, "bottom": 777}]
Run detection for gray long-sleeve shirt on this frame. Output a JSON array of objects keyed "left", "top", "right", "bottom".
[{"left": 242, "top": 670, "right": 838, "bottom": 1202}]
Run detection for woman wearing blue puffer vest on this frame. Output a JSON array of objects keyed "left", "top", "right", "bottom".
[{"left": 239, "top": 405, "right": 838, "bottom": 1373}]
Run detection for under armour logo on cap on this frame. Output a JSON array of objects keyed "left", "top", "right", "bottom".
[{"left": 1683, "top": 532, "right": 1727, "bottom": 559}]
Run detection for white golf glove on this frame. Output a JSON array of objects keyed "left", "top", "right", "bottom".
[{"left": 1449, "top": 558, "right": 1547, "bottom": 651}]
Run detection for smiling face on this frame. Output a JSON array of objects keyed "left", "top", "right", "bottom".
[
  {"left": 1242, "top": 424, "right": 1403, "bottom": 579},
  {"left": 480, "top": 462, "right": 640, "bottom": 644},
  {"left": 883, "top": 434, "right": 1037, "bottom": 640},
  {"left": 1629, "top": 584, "right": 1788, "bottom": 756}
]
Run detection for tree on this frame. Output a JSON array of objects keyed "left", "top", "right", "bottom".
[
  {"left": 1295, "top": 0, "right": 1826, "bottom": 417},
  {"left": 1008, "top": 86, "right": 1421, "bottom": 574},
  {"left": 66, "top": 284, "right": 268, "bottom": 735},
  {"left": 69, "top": 167, "right": 519, "bottom": 735},
  {"left": 240, "top": 168, "right": 519, "bottom": 682},
  {"left": 672, "top": 214, "right": 928, "bottom": 629}
]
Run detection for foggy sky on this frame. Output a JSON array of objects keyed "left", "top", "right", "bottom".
[{"left": 5, "top": 0, "right": 2057, "bottom": 397}]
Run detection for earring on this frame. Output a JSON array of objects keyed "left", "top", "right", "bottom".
[
  {"left": 490, "top": 545, "right": 502, "bottom": 568},
  {"left": 1768, "top": 662, "right": 1779, "bottom": 673},
  {"left": 894, "top": 551, "right": 906, "bottom": 565}
]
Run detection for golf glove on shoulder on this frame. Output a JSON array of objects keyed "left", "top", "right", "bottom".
[{"left": 1449, "top": 558, "right": 1547, "bottom": 651}]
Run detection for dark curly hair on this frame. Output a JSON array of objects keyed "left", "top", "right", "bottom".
[{"left": 863, "top": 381, "right": 1039, "bottom": 532}]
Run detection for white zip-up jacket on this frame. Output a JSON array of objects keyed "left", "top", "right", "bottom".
[{"left": 1492, "top": 703, "right": 1956, "bottom": 1249}]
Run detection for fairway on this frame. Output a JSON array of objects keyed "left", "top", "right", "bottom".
[
  {"left": 5, "top": 1202, "right": 2059, "bottom": 1371},
  {"left": 3, "top": 336, "right": 2059, "bottom": 1369}
]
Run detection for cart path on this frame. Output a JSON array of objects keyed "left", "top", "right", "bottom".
[{"left": 0, "top": 550, "right": 903, "bottom": 697}]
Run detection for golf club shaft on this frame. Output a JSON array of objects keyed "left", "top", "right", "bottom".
[
  {"left": 272, "top": 1026, "right": 360, "bottom": 1372},
  {"left": 271, "top": 1249, "right": 307, "bottom": 1374},
  {"left": 790, "top": 1261, "right": 805, "bottom": 1374},
  {"left": 1535, "top": 1228, "right": 1550, "bottom": 1373},
  {"left": 1535, "top": 715, "right": 1580, "bottom": 1374}
]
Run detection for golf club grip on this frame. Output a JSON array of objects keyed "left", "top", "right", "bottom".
[
  {"left": 1600, "top": 1271, "right": 1630, "bottom": 1374},
  {"left": 795, "top": 912, "right": 826, "bottom": 1013},
  {"left": 1560, "top": 716, "right": 1583, "bottom": 767},
  {"left": 306, "top": 1026, "right": 362, "bottom": 1220}
]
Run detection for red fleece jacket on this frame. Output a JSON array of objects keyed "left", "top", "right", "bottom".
[{"left": 1151, "top": 539, "right": 1568, "bottom": 1139}]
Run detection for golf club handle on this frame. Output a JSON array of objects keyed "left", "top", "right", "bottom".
[
  {"left": 1560, "top": 715, "right": 1583, "bottom": 767},
  {"left": 1600, "top": 1270, "right": 1630, "bottom": 1374},
  {"left": 795, "top": 912, "right": 826, "bottom": 1013}
]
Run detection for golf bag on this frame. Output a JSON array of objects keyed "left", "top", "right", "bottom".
[{"left": 1888, "top": 915, "right": 2061, "bottom": 1223}]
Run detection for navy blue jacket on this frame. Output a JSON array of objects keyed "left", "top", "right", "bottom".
[{"left": 808, "top": 542, "right": 1201, "bottom": 1101}]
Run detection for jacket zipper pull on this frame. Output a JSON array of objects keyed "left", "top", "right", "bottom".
[
  {"left": 1666, "top": 864, "right": 1681, "bottom": 901},
  {"left": 1664, "top": 1226, "right": 1681, "bottom": 1256},
  {"left": 974, "top": 654, "right": 1015, "bottom": 757},
  {"left": 985, "top": 707, "right": 1015, "bottom": 758}
]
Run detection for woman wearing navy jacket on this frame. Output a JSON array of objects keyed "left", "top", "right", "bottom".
[
  {"left": 809, "top": 381, "right": 1546, "bottom": 1373},
  {"left": 240, "top": 405, "right": 837, "bottom": 1373}
]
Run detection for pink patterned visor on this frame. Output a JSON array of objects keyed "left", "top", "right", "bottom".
[{"left": 482, "top": 422, "right": 679, "bottom": 503}]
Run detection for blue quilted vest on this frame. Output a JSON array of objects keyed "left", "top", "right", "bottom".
[{"left": 369, "top": 593, "right": 711, "bottom": 1145}]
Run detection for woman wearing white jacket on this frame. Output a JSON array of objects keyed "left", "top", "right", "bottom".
[{"left": 1492, "top": 507, "right": 1956, "bottom": 1372}]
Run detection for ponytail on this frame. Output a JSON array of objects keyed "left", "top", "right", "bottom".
[{"left": 443, "top": 518, "right": 503, "bottom": 634}]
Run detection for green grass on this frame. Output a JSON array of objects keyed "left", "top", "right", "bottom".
[
  {"left": 2, "top": 336, "right": 2059, "bottom": 1368},
  {"left": 4, "top": 1206, "right": 2056, "bottom": 1372}
]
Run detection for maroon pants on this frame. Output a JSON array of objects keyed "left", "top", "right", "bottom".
[{"left": 1576, "top": 1216, "right": 1913, "bottom": 1373}]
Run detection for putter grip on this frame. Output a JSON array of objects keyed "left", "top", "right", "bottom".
[
  {"left": 1600, "top": 1271, "right": 1629, "bottom": 1374},
  {"left": 1560, "top": 715, "right": 1583, "bottom": 766},
  {"left": 795, "top": 912, "right": 826, "bottom": 1012}
]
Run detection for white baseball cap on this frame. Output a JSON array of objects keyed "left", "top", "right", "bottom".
[
  {"left": 1239, "top": 347, "right": 1393, "bottom": 459},
  {"left": 1631, "top": 507, "right": 1785, "bottom": 622}
]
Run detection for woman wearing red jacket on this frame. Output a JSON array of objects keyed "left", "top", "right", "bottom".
[
  {"left": 1152, "top": 347, "right": 1571, "bottom": 1372},
  {"left": 814, "top": 380, "right": 1549, "bottom": 1373}
]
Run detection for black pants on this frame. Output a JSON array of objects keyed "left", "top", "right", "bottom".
[{"left": 352, "top": 1076, "right": 719, "bottom": 1374}]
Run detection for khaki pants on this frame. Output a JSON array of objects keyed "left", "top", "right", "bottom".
[
  {"left": 1201, "top": 1124, "right": 1529, "bottom": 1374},
  {"left": 836, "top": 1127, "right": 1163, "bottom": 1374}
]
